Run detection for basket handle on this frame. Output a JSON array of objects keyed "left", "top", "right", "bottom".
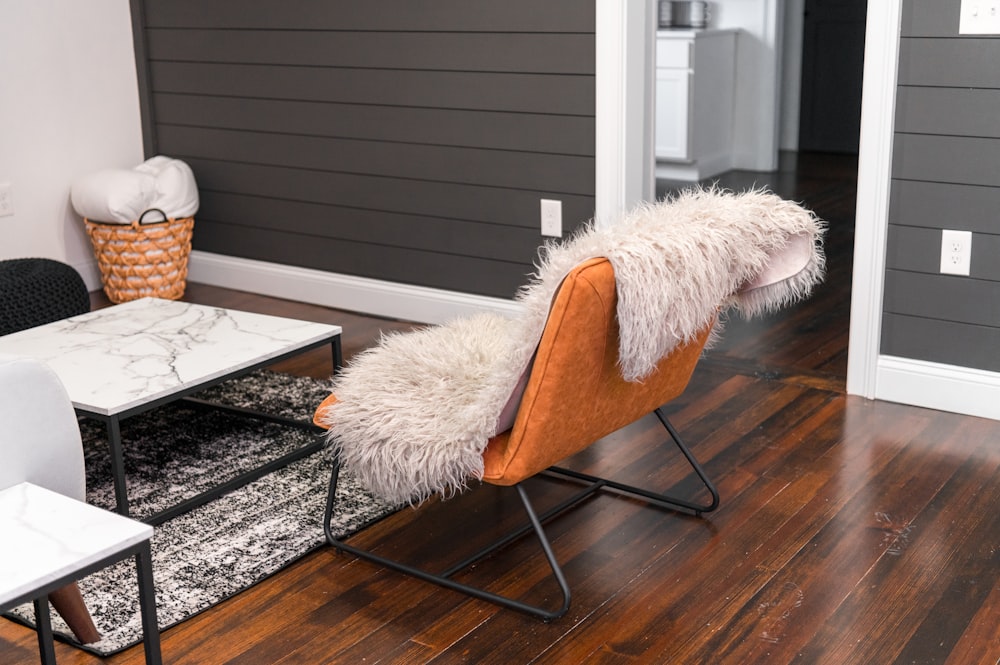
[{"left": 138, "top": 208, "right": 169, "bottom": 225}]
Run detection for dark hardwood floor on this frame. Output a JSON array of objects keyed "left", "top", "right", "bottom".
[{"left": 3, "top": 153, "right": 998, "bottom": 664}]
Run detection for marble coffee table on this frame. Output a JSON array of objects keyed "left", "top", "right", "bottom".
[
  {"left": 0, "top": 482, "right": 161, "bottom": 664},
  {"left": 0, "top": 297, "right": 341, "bottom": 523}
]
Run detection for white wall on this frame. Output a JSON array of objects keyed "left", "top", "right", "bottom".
[{"left": 0, "top": 0, "right": 143, "bottom": 288}]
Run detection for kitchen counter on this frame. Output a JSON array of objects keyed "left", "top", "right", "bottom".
[{"left": 654, "top": 28, "right": 739, "bottom": 181}]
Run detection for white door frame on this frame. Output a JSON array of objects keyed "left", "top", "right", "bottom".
[
  {"left": 846, "top": 0, "right": 901, "bottom": 397},
  {"left": 595, "top": 0, "right": 655, "bottom": 228}
]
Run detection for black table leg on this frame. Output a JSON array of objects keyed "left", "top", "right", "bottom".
[
  {"left": 33, "top": 596, "right": 56, "bottom": 665},
  {"left": 106, "top": 415, "right": 130, "bottom": 516},
  {"left": 135, "top": 541, "right": 162, "bottom": 665}
]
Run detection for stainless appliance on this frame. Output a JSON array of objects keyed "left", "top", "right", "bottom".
[{"left": 658, "top": 1, "right": 710, "bottom": 29}]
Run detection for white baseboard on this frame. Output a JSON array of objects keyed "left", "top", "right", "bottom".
[
  {"left": 655, "top": 153, "right": 734, "bottom": 182},
  {"left": 877, "top": 355, "right": 1000, "bottom": 421},
  {"left": 71, "top": 257, "right": 102, "bottom": 293},
  {"left": 186, "top": 251, "right": 522, "bottom": 325}
]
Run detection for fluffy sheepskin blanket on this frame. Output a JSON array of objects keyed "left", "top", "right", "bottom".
[{"left": 318, "top": 187, "right": 825, "bottom": 504}]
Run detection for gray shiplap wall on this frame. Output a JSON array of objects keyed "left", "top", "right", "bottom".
[
  {"left": 882, "top": 0, "right": 1000, "bottom": 371},
  {"left": 130, "top": 0, "right": 596, "bottom": 299}
]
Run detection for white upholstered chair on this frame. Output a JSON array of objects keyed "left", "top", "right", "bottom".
[{"left": 0, "top": 353, "right": 101, "bottom": 644}]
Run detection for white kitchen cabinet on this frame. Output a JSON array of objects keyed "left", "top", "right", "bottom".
[{"left": 655, "top": 29, "right": 738, "bottom": 181}]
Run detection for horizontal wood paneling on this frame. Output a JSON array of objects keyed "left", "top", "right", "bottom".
[
  {"left": 184, "top": 159, "right": 596, "bottom": 230},
  {"left": 193, "top": 221, "right": 531, "bottom": 298},
  {"left": 153, "top": 94, "right": 596, "bottom": 156},
  {"left": 889, "top": 180, "right": 1000, "bottom": 234},
  {"left": 892, "top": 134, "right": 1000, "bottom": 187},
  {"left": 886, "top": 224, "right": 1000, "bottom": 280},
  {"left": 196, "top": 192, "right": 545, "bottom": 265},
  {"left": 886, "top": 4, "right": 1000, "bottom": 373},
  {"left": 900, "top": 0, "right": 961, "bottom": 37},
  {"left": 883, "top": 270, "right": 1000, "bottom": 328},
  {"left": 147, "top": 30, "right": 595, "bottom": 75},
  {"left": 895, "top": 87, "right": 1000, "bottom": 137},
  {"left": 144, "top": 0, "right": 596, "bottom": 32},
  {"left": 898, "top": 37, "right": 1000, "bottom": 87},
  {"left": 149, "top": 62, "right": 594, "bottom": 116},
  {"left": 882, "top": 312, "right": 1000, "bottom": 372},
  {"left": 157, "top": 126, "right": 595, "bottom": 195},
  {"left": 133, "top": 0, "right": 596, "bottom": 297},
  {"left": 885, "top": 225, "right": 939, "bottom": 273}
]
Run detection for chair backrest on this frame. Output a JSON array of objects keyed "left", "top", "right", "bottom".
[
  {"left": 481, "top": 257, "right": 712, "bottom": 486},
  {"left": 0, "top": 354, "right": 86, "bottom": 501}
]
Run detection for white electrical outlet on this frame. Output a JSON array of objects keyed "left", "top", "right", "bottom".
[
  {"left": 0, "top": 183, "right": 13, "bottom": 217},
  {"left": 940, "top": 229, "right": 972, "bottom": 276},
  {"left": 959, "top": 0, "right": 1000, "bottom": 34},
  {"left": 540, "top": 198, "right": 562, "bottom": 238}
]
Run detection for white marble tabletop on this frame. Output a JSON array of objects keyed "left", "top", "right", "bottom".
[
  {"left": 0, "top": 298, "right": 341, "bottom": 416},
  {"left": 0, "top": 482, "right": 153, "bottom": 608}
]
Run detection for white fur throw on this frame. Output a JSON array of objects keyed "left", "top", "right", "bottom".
[{"left": 319, "top": 188, "right": 825, "bottom": 504}]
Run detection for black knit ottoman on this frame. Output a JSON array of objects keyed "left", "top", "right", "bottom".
[{"left": 0, "top": 258, "right": 91, "bottom": 335}]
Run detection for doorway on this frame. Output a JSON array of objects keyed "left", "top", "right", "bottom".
[{"left": 798, "top": 0, "right": 868, "bottom": 153}]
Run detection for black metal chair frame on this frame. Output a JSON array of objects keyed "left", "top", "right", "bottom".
[{"left": 322, "top": 408, "right": 718, "bottom": 622}]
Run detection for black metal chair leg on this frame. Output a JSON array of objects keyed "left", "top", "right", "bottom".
[
  {"left": 324, "top": 460, "right": 571, "bottom": 620},
  {"left": 654, "top": 408, "right": 720, "bottom": 513},
  {"left": 321, "top": 411, "right": 717, "bottom": 620},
  {"left": 544, "top": 410, "right": 718, "bottom": 516}
]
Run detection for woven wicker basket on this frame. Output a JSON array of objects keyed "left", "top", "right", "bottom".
[{"left": 84, "top": 209, "right": 194, "bottom": 304}]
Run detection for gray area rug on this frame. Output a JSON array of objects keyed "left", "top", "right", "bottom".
[{"left": 4, "top": 370, "right": 397, "bottom": 656}]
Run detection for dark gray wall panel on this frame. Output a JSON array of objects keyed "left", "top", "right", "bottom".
[
  {"left": 895, "top": 87, "right": 1000, "bottom": 137},
  {"left": 144, "top": 0, "right": 595, "bottom": 32},
  {"left": 886, "top": 225, "right": 1000, "bottom": 280},
  {"left": 132, "top": 0, "right": 596, "bottom": 300},
  {"left": 185, "top": 159, "right": 596, "bottom": 231},
  {"left": 194, "top": 221, "right": 531, "bottom": 299},
  {"left": 900, "top": 0, "right": 961, "bottom": 37},
  {"left": 196, "top": 192, "right": 546, "bottom": 265},
  {"left": 147, "top": 30, "right": 595, "bottom": 75},
  {"left": 889, "top": 180, "right": 1000, "bottom": 234},
  {"left": 892, "top": 134, "right": 1000, "bottom": 187},
  {"left": 884, "top": 225, "right": 940, "bottom": 273},
  {"left": 898, "top": 38, "right": 1000, "bottom": 87},
  {"left": 157, "top": 126, "right": 595, "bottom": 195},
  {"left": 882, "top": 313, "right": 1000, "bottom": 372},
  {"left": 883, "top": 270, "right": 1000, "bottom": 327},
  {"left": 153, "top": 94, "right": 596, "bottom": 156},
  {"left": 149, "top": 62, "right": 594, "bottom": 116},
  {"left": 884, "top": 2, "right": 1000, "bottom": 372}
]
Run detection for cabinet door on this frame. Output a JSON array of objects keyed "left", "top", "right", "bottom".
[{"left": 655, "top": 68, "right": 691, "bottom": 161}]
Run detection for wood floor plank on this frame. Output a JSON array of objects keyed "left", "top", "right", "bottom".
[
  {"left": 804, "top": 423, "right": 1000, "bottom": 664},
  {"left": 944, "top": 582, "right": 1000, "bottom": 665},
  {"left": 665, "top": 414, "right": 986, "bottom": 663}
]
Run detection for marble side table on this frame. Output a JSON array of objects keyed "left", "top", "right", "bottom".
[
  {"left": 0, "top": 482, "right": 161, "bottom": 664},
  {"left": 0, "top": 297, "right": 342, "bottom": 523}
]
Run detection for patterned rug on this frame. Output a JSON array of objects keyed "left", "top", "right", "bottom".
[{"left": 4, "top": 370, "right": 398, "bottom": 656}]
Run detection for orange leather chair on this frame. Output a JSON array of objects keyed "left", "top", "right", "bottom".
[{"left": 314, "top": 257, "right": 718, "bottom": 620}]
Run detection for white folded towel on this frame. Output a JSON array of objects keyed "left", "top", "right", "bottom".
[{"left": 71, "top": 156, "right": 199, "bottom": 224}]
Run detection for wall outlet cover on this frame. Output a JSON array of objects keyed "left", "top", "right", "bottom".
[
  {"left": 940, "top": 229, "right": 972, "bottom": 276},
  {"left": 540, "top": 199, "right": 562, "bottom": 238},
  {"left": 959, "top": 0, "right": 1000, "bottom": 34}
]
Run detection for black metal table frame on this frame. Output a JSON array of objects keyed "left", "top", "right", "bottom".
[
  {"left": 1, "top": 539, "right": 160, "bottom": 665},
  {"left": 79, "top": 334, "right": 341, "bottom": 526}
]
